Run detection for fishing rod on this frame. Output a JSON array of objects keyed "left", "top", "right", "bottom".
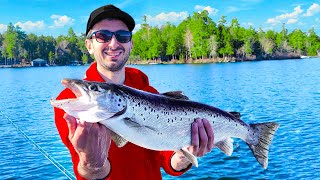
[{"left": 0, "top": 110, "right": 75, "bottom": 180}]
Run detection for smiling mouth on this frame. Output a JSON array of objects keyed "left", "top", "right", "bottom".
[{"left": 105, "top": 51, "right": 122, "bottom": 57}]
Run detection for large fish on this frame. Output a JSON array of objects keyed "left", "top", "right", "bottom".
[{"left": 51, "top": 78, "right": 279, "bottom": 169}]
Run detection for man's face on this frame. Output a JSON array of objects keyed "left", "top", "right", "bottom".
[{"left": 86, "top": 19, "right": 133, "bottom": 72}]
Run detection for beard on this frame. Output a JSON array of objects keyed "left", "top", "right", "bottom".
[{"left": 99, "top": 46, "right": 131, "bottom": 72}]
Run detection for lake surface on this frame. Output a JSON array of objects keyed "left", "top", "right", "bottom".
[{"left": 0, "top": 58, "right": 319, "bottom": 179}]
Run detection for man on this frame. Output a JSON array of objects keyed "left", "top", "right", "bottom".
[{"left": 54, "top": 4, "right": 214, "bottom": 180}]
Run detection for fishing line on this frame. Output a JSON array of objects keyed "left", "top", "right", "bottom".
[{"left": 0, "top": 110, "right": 75, "bottom": 180}]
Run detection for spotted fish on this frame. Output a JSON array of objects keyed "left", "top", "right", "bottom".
[{"left": 50, "top": 78, "right": 279, "bottom": 169}]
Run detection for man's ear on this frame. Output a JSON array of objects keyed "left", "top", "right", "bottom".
[{"left": 85, "top": 39, "right": 94, "bottom": 54}]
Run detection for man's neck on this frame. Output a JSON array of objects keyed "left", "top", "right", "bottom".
[{"left": 97, "top": 65, "right": 125, "bottom": 84}]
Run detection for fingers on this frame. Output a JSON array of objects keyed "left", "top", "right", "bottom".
[
  {"left": 191, "top": 118, "right": 214, "bottom": 157},
  {"left": 203, "top": 119, "right": 214, "bottom": 151},
  {"left": 197, "top": 118, "right": 208, "bottom": 156},
  {"left": 191, "top": 120, "right": 199, "bottom": 154},
  {"left": 64, "top": 113, "right": 77, "bottom": 140}
]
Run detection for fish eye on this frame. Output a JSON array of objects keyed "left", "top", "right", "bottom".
[{"left": 88, "top": 84, "right": 98, "bottom": 91}]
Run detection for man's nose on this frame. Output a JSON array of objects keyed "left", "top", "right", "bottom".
[{"left": 108, "top": 35, "right": 119, "bottom": 48}]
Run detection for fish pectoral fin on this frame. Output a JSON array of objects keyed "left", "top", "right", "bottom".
[
  {"left": 216, "top": 138, "right": 234, "bottom": 156},
  {"left": 180, "top": 147, "right": 198, "bottom": 167},
  {"left": 161, "top": 91, "right": 189, "bottom": 100},
  {"left": 79, "top": 106, "right": 127, "bottom": 123},
  {"left": 110, "top": 131, "right": 128, "bottom": 148}
]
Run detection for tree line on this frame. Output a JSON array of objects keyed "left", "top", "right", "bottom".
[
  {"left": 1, "top": 10, "right": 319, "bottom": 65},
  {"left": 0, "top": 23, "right": 90, "bottom": 65}
]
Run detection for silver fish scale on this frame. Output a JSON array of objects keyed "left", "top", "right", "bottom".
[{"left": 122, "top": 92, "right": 252, "bottom": 150}]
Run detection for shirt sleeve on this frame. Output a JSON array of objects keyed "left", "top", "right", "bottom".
[{"left": 159, "top": 151, "right": 192, "bottom": 176}]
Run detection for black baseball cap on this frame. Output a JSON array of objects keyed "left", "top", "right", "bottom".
[{"left": 86, "top": 4, "right": 135, "bottom": 35}]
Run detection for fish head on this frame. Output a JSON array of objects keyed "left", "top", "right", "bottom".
[{"left": 50, "top": 78, "right": 127, "bottom": 122}]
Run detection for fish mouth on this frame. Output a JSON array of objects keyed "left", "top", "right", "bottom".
[
  {"left": 50, "top": 78, "right": 89, "bottom": 108},
  {"left": 62, "top": 78, "right": 84, "bottom": 98}
]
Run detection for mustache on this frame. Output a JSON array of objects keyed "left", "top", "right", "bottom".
[{"left": 103, "top": 47, "right": 125, "bottom": 51}]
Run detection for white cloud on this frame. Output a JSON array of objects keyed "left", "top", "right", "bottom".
[
  {"left": 14, "top": 21, "right": 45, "bottom": 31},
  {"left": 303, "top": 3, "right": 320, "bottom": 16},
  {"left": 194, "top": 5, "right": 219, "bottom": 15},
  {"left": 287, "top": 19, "right": 298, "bottom": 24},
  {"left": 226, "top": 6, "right": 246, "bottom": 13},
  {"left": 50, "top": 14, "right": 75, "bottom": 28},
  {"left": 0, "top": 24, "right": 7, "bottom": 33},
  {"left": 266, "top": 5, "right": 303, "bottom": 25},
  {"left": 133, "top": 24, "right": 142, "bottom": 33},
  {"left": 146, "top": 11, "right": 188, "bottom": 26}
]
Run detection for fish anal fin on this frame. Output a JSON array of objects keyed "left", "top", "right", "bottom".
[
  {"left": 161, "top": 91, "right": 189, "bottom": 100},
  {"left": 110, "top": 131, "right": 128, "bottom": 148},
  {"left": 180, "top": 147, "right": 198, "bottom": 167},
  {"left": 216, "top": 138, "right": 234, "bottom": 156}
]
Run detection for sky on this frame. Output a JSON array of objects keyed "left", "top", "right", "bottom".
[{"left": 0, "top": 0, "right": 319, "bottom": 37}]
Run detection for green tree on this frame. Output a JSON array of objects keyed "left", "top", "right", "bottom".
[
  {"left": 306, "top": 28, "right": 320, "bottom": 56},
  {"left": 82, "top": 54, "right": 88, "bottom": 64},
  {"left": 184, "top": 28, "right": 194, "bottom": 60},
  {"left": 188, "top": 10, "right": 213, "bottom": 59},
  {"left": 288, "top": 29, "right": 306, "bottom": 54},
  {"left": 2, "top": 23, "right": 18, "bottom": 61},
  {"left": 48, "top": 51, "right": 54, "bottom": 65},
  {"left": 276, "top": 23, "right": 290, "bottom": 53},
  {"left": 229, "top": 18, "right": 244, "bottom": 54},
  {"left": 217, "top": 16, "right": 233, "bottom": 58},
  {"left": 148, "top": 26, "right": 162, "bottom": 60},
  {"left": 243, "top": 26, "right": 257, "bottom": 58},
  {"left": 208, "top": 34, "right": 218, "bottom": 59},
  {"left": 131, "top": 22, "right": 151, "bottom": 61},
  {"left": 24, "top": 33, "right": 38, "bottom": 61},
  {"left": 161, "top": 23, "right": 175, "bottom": 60},
  {"left": 67, "top": 27, "right": 82, "bottom": 61}
]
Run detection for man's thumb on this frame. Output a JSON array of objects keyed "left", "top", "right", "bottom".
[{"left": 63, "top": 113, "right": 77, "bottom": 140}]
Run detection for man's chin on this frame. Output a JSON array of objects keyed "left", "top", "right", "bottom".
[{"left": 106, "top": 62, "right": 126, "bottom": 72}]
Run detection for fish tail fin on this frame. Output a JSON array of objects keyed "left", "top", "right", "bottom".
[{"left": 247, "top": 122, "right": 279, "bottom": 169}]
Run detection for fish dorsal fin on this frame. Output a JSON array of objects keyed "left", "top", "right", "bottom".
[
  {"left": 110, "top": 131, "right": 128, "bottom": 148},
  {"left": 180, "top": 147, "right": 198, "bottom": 167},
  {"left": 161, "top": 91, "right": 189, "bottom": 100},
  {"left": 216, "top": 138, "right": 234, "bottom": 156}
]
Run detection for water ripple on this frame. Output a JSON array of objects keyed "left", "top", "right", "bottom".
[{"left": 1, "top": 59, "right": 320, "bottom": 179}]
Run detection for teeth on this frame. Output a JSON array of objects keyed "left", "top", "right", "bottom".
[{"left": 106, "top": 52, "right": 121, "bottom": 56}]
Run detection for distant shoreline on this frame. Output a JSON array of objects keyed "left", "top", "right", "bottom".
[
  {"left": 1, "top": 56, "right": 319, "bottom": 68},
  {"left": 128, "top": 55, "right": 319, "bottom": 65}
]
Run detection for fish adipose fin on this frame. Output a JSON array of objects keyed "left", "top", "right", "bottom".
[
  {"left": 161, "top": 91, "right": 189, "bottom": 100},
  {"left": 110, "top": 131, "right": 128, "bottom": 148},
  {"left": 216, "top": 138, "right": 234, "bottom": 156},
  {"left": 228, "top": 111, "right": 241, "bottom": 119},
  {"left": 181, "top": 147, "right": 198, "bottom": 167},
  {"left": 248, "top": 122, "right": 279, "bottom": 169}
]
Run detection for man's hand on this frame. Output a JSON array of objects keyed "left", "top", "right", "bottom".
[
  {"left": 64, "top": 113, "right": 111, "bottom": 179},
  {"left": 171, "top": 118, "right": 214, "bottom": 171}
]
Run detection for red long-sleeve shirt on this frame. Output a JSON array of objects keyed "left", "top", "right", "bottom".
[{"left": 54, "top": 62, "right": 190, "bottom": 180}]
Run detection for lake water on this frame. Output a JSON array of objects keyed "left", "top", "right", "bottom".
[{"left": 0, "top": 58, "right": 319, "bottom": 179}]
